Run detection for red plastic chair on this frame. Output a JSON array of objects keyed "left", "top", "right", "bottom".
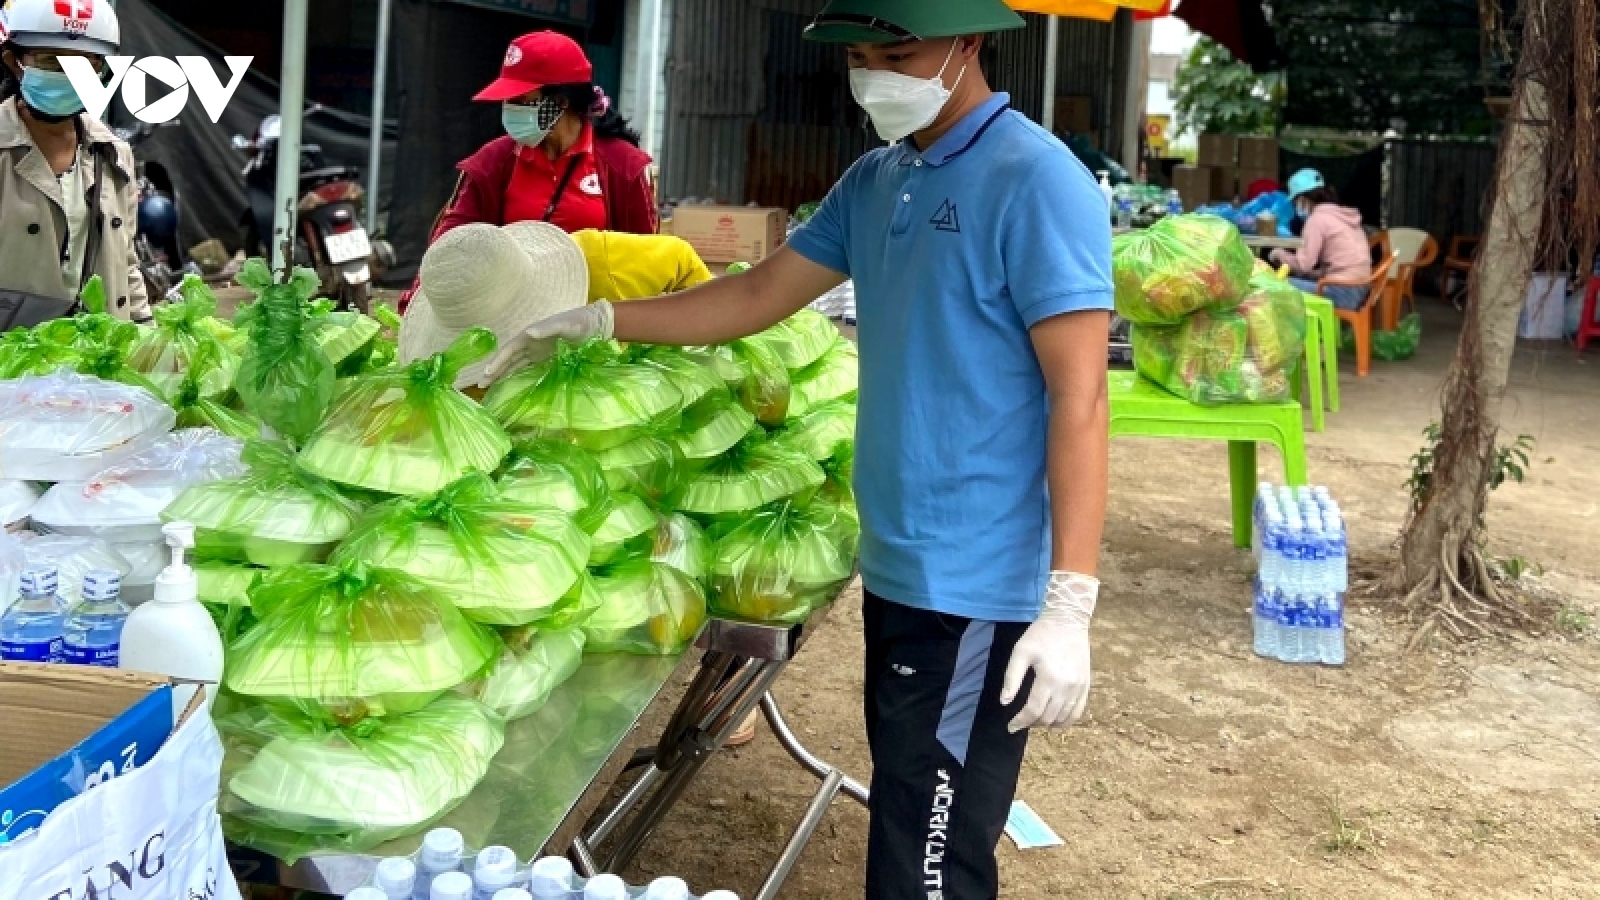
[{"left": 1578, "top": 275, "right": 1600, "bottom": 352}]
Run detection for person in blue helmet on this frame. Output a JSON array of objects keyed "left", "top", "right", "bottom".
[
  {"left": 483, "top": 1, "right": 1114, "bottom": 897},
  {"left": 1271, "top": 168, "right": 1373, "bottom": 309}
]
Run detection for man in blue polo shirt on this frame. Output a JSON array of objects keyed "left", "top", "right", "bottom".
[{"left": 485, "top": 1, "right": 1112, "bottom": 895}]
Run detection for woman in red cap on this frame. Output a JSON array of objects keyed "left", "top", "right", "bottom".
[{"left": 431, "top": 31, "right": 658, "bottom": 240}]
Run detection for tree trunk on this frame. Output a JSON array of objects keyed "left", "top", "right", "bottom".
[{"left": 1396, "top": 76, "right": 1548, "bottom": 598}]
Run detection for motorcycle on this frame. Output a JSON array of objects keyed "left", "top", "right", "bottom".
[
  {"left": 111, "top": 120, "right": 198, "bottom": 301},
  {"left": 233, "top": 111, "right": 389, "bottom": 313}
]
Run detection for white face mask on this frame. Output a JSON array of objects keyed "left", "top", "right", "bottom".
[{"left": 848, "top": 41, "right": 967, "bottom": 144}]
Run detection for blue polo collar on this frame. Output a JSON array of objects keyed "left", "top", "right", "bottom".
[{"left": 900, "top": 92, "right": 1013, "bottom": 168}]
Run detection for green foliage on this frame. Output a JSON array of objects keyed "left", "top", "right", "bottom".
[
  {"left": 1406, "top": 425, "right": 1534, "bottom": 515},
  {"left": 1173, "top": 38, "right": 1284, "bottom": 136},
  {"left": 1555, "top": 606, "right": 1592, "bottom": 635}
]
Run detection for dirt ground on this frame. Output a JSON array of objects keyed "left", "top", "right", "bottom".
[{"left": 620, "top": 305, "right": 1600, "bottom": 899}]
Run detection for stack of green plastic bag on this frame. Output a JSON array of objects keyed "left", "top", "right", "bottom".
[
  {"left": 219, "top": 691, "right": 504, "bottom": 861},
  {"left": 584, "top": 557, "right": 708, "bottom": 655},
  {"left": 311, "top": 302, "right": 383, "bottom": 376},
  {"left": 675, "top": 428, "right": 824, "bottom": 518},
  {"left": 697, "top": 339, "right": 791, "bottom": 427},
  {"left": 484, "top": 339, "right": 683, "bottom": 450},
  {"left": 163, "top": 441, "right": 362, "bottom": 566},
  {"left": 623, "top": 344, "right": 724, "bottom": 411},
  {"left": 129, "top": 275, "right": 239, "bottom": 400},
  {"left": 591, "top": 416, "right": 685, "bottom": 505},
  {"left": 333, "top": 473, "right": 590, "bottom": 626},
  {"left": 197, "top": 561, "right": 264, "bottom": 645},
  {"left": 675, "top": 390, "right": 757, "bottom": 466},
  {"left": 1113, "top": 214, "right": 1255, "bottom": 326},
  {"left": 651, "top": 512, "right": 710, "bottom": 581},
  {"left": 233, "top": 260, "right": 334, "bottom": 443},
  {"left": 708, "top": 500, "right": 855, "bottom": 625},
  {"left": 67, "top": 318, "right": 167, "bottom": 399},
  {"left": 1132, "top": 268, "right": 1307, "bottom": 404},
  {"left": 775, "top": 398, "right": 856, "bottom": 462},
  {"left": 224, "top": 561, "right": 500, "bottom": 723},
  {"left": 753, "top": 309, "right": 837, "bottom": 371},
  {"left": 300, "top": 329, "right": 511, "bottom": 496},
  {"left": 587, "top": 492, "right": 658, "bottom": 566},
  {"left": 788, "top": 337, "right": 859, "bottom": 418},
  {"left": 172, "top": 342, "right": 261, "bottom": 439}
]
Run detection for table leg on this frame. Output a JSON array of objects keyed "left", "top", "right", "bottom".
[
  {"left": 1302, "top": 319, "right": 1325, "bottom": 432},
  {"left": 1228, "top": 441, "right": 1256, "bottom": 550},
  {"left": 1321, "top": 306, "right": 1340, "bottom": 412},
  {"left": 754, "top": 771, "right": 845, "bottom": 900}
]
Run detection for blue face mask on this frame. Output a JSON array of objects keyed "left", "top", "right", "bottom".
[
  {"left": 502, "top": 99, "right": 563, "bottom": 146},
  {"left": 20, "top": 67, "right": 86, "bottom": 118}
]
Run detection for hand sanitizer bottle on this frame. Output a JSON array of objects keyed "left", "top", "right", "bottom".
[{"left": 119, "top": 523, "right": 225, "bottom": 718}]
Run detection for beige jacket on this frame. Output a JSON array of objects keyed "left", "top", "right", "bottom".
[{"left": 0, "top": 98, "right": 150, "bottom": 321}]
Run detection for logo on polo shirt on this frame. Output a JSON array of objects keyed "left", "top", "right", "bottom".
[
  {"left": 579, "top": 173, "right": 602, "bottom": 195},
  {"left": 930, "top": 200, "right": 961, "bottom": 234}
]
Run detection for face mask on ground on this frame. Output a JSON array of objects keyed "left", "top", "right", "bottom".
[
  {"left": 848, "top": 41, "right": 967, "bottom": 144},
  {"left": 21, "top": 66, "right": 86, "bottom": 118},
  {"left": 503, "top": 98, "right": 565, "bottom": 146}
]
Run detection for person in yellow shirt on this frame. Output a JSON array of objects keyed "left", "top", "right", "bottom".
[{"left": 570, "top": 230, "right": 714, "bottom": 303}]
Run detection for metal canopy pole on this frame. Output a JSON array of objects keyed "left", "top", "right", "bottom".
[
  {"left": 636, "top": 0, "right": 665, "bottom": 158},
  {"left": 1042, "top": 14, "right": 1060, "bottom": 133},
  {"left": 366, "top": 0, "right": 393, "bottom": 234},
  {"left": 271, "top": 0, "right": 310, "bottom": 275}
]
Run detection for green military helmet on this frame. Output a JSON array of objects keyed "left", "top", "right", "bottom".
[{"left": 803, "top": 0, "right": 1026, "bottom": 44}]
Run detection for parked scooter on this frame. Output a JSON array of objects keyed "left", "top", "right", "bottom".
[
  {"left": 233, "top": 111, "right": 389, "bottom": 312},
  {"left": 111, "top": 120, "right": 199, "bottom": 302}
]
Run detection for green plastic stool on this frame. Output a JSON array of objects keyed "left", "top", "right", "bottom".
[
  {"left": 1302, "top": 294, "right": 1340, "bottom": 413},
  {"left": 1108, "top": 370, "right": 1309, "bottom": 549}
]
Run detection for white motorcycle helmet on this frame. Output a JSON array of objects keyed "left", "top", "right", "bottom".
[{"left": 0, "top": 0, "right": 121, "bottom": 58}]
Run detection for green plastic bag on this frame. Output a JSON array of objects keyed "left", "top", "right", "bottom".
[
  {"left": 172, "top": 342, "right": 262, "bottom": 438},
  {"left": 300, "top": 329, "right": 512, "bottom": 496},
  {"left": 67, "top": 320, "right": 168, "bottom": 399},
  {"left": 709, "top": 500, "right": 855, "bottom": 625},
  {"left": 754, "top": 310, "right": 839, "bottom": 371},
  {"left": 219, "top": 692, "right": 504, "bottom": 862},
  {"left": 466, "top": 626, "right": 586, "bottom": 721},
  {"left": 715, "top": 338, "right": 791, "bottom": 427},
  {"left": 675, "top": 391, "right": 756, "bottom": 465},
  {"left": 353, "top": 304, "right": 402, "bottom": 375},
  {"left": 774, "top": 397, "right": 856, "bottom": 462},
  {"left": 162, "top": 441, "right": 363, "bottom": 566},
  {"left": 652, "top": 512, "right": 710, "bottom": 582},
  {"left": 1112, "top": 214, "right": 1254, "bottom": 326},
  {"left": 591, "top": 418, "right": 685, "bottom": 505},
  {"left": 332, "top": 473, "right": 590, "bottom": 627},
  {"left": 233, "top": 260, "right": 335, "bottom": 443},
  {"left": 675, "top": 428, "right": 825, "bottom": 518},
  {"left": 585, "top": 558, "right": 708, "bottom": 655},
  {"left": 622, "top": 344, "right": 724, "bottom": 410},
  {"left": 310, "top": 302, "right": 383, "bottom": 373},
  {"left": 1343, "top": 311, "right": 1421, "bottom": 361},
  {"left": 129, "top": 275, "right": 239, "bottom": 400},
  {"left": 497, "top": 438, "right": 612, "bottom": 531},
  {"left": 484, "top": 339, "right": 684, "bottom": 450},
  {"left": 224, "top": 561, "right": 501, "bottom": 723},
  {"left": 198, "top": 561, "right": 264, "bottom": 646},
  {"left": 588, "top": 491, "right": 658, "bottom": 567},
  {"left": 0, "top": 327, "right": 78, "bottom": 379},
  {"left": 788, "top": 337, "right": 858, "bottom": 418}
]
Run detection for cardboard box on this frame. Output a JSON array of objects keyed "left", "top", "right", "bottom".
[
  {"left": 1172, "top": 165, "right": 1216, "bottom": 211},
  {"left": 669, "top": 206, "right": 788, "bottom": 265},
  {"left": 1198, "top": 133, "right": 1239, "bottom": 169},
  {"left": 1053, "top": 95, "right": 1093, "bottom": 135},
  {"left": 1236, "top": 136, "right": 1279, "bottom": 173},
  {"left": 1210, "top": 165, "right": 1237, "bottom": 203},
  {"left": 0, "top": 663, "right": 175, "bottom": 844}
]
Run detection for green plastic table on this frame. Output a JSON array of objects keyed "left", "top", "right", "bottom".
[{"left": 1109, "top": 370, "right": 1309, "bottom": 549}]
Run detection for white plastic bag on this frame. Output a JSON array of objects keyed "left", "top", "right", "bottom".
[
  {"left": 0, "top": 372, "right": 175, "bottom": 481},
  {"left": 0, "top": 481, "right": 41, "bottom": 533},
  {"left": 0, "top": 709, "right": 243, "bottom": 900}
]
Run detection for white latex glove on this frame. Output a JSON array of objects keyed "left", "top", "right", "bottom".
[
  {"left": 1000, "top": 572, "right": 1099, "bottom": 732},
  {"left": 478, "top": 301, "right": 615, "bottom": 387}
]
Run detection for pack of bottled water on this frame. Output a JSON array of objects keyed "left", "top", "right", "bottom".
[
  {"left": 1252, "top": 483, "right": 1347, "bottom": 665},
  {"left": 349, "top": 829, "right": 742, "bottom": 900}
]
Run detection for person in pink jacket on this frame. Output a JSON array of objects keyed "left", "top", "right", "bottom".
[{"left": 1271, "top": 169, "right": 1372, "bottom": 309}]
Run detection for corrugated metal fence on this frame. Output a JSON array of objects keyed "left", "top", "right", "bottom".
[
  {"left": 660, "top": 0, "right": 1119, "bottom": 207},
  {"left": 1386, "top": 138, "right": 1499, "bottom": 241}
]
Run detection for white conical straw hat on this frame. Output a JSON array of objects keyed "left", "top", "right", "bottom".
[{"left": 399, "top": 221, "right": 589, "bottom": 388}]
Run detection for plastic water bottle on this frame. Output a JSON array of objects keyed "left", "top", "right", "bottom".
[
  {"left": 527, "top": 857, "right": 574, "bottom": 900},
  {"left": 61, "top": 570, "right": 128, "bottom": 667},
  {"left": 0, "top": 567, "right": 67, "bottom": 663},
  {"left": 1115, "top": 193, "right": 1134, "bottom": 229},
  {"left": 492, "top": 891, "right": 533, "bottom": 900},
  {"left": 702, "top": 892, "right": 742, "bottom": 900},
  {"left": 471, "top": 846, "right": 519, "bottom": 900},
  {"left": 1252, "top": 579, "right": 1280, "bottom": 659},
  {"left": 1315, "top": 593, "right": 1346, "bottom": 665},
  {"left": 431, "top": 872, "right": 473, "bottom": 900},
  {"left": 415, "top": 828, "right": 464, "bottom": 900},
  {"left": 374, "top": 857, "right": 418, "bottom": 900},
  {"left": 644, "top": 877, "right": 691, "bottom": 900},
  {"left": 348, "top": 889, "right": 388, "bottom": 900},
  {"left": 583, "top": 874, "right": 629, "bottom": 900},
  {"left": 1166, "top": 188, "right": 1184, "bottom": 216}
]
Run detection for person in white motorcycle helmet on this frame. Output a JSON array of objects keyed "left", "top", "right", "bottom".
[{"left": 0, "top": 0, "right": 150, "bottom": 322}]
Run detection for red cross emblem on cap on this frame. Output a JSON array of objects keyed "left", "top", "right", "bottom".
[{"left": 54, "top": 0, "right": 93, "bottom": 18}]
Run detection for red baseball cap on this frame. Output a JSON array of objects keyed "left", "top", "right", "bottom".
[{"left": 474, "top": 31, "right": 593, "bottom": 103}]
